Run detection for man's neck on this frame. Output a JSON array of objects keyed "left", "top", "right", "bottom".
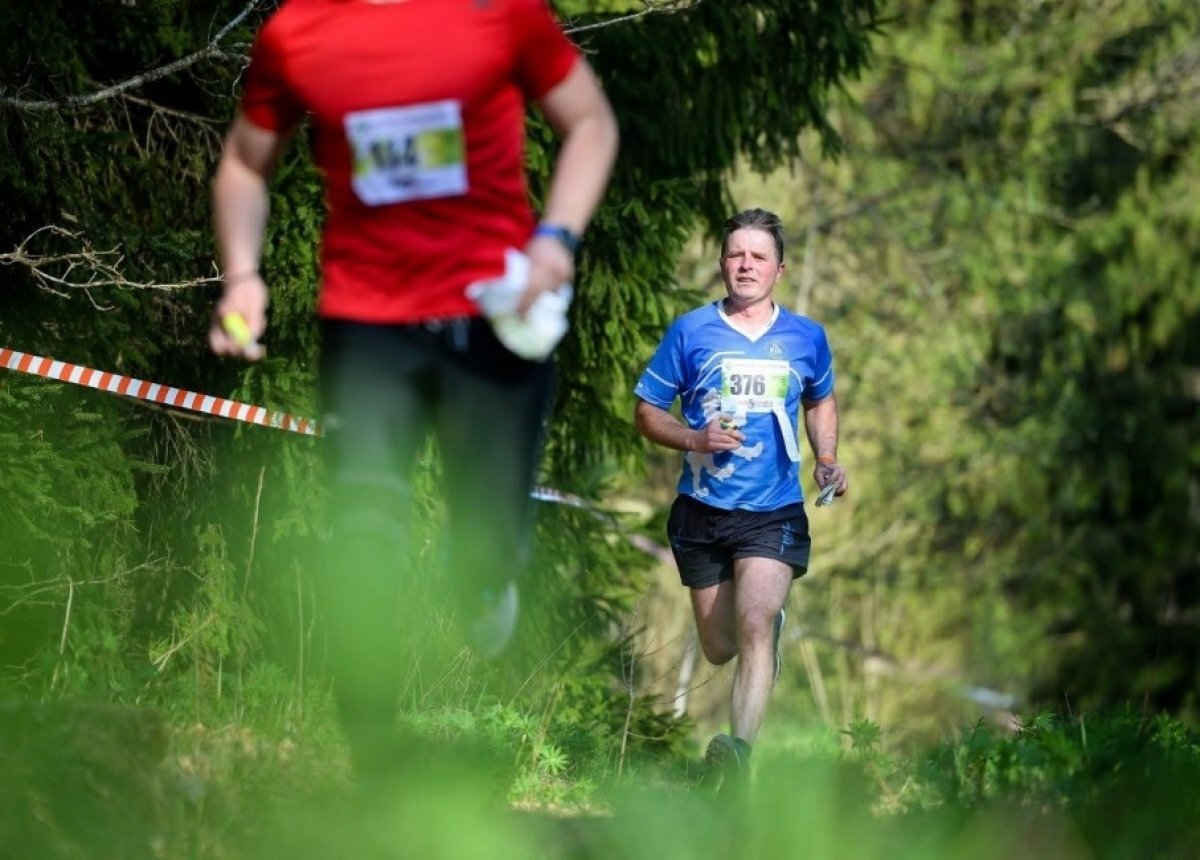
[
  {"left": 723, "top": 297, "right": 774, "bottom": 323},
  {"left": 721, "top": 297, "right": 777, "bottom": 338}
]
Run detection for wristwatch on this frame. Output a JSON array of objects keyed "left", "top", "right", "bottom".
[{"left": 533, "top": 223, "right": 581, "bottom": 254}]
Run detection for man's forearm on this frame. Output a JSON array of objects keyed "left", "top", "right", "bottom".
[
  {"left": 634, "top": 400, "right": 698, "bottom": 453},
  {"left": 541, "top": 113, "right": 618, "bottom": 234},
  {"left": 212, "top": 116, "right": 287, "bottom": 278},
  {"left": 213, "top": 155, "right": 270, "bottom": 278},
  {"left": 804, "top": 395, "right": 839, "bottom": 460}
]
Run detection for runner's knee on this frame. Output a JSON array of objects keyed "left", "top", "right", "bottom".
[
  {"left": 736, "top": 608, "right": 776, "bottom": 649},
  {"left": 698, "top": 632, "right": 738, "bottom": 665}
]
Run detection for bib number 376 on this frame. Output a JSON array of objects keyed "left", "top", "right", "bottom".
[
  {"left": 720, "top": 358, "right": 789, "bottom": 411},
  {"left": 727, "top": 373, "right": 769, "bottom": 396}
]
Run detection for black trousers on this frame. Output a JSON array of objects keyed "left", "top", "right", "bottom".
[{"left": 316, "top": 316, "right": 554, "bottom": 770}]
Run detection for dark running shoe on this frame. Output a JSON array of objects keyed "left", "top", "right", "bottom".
[
  {"left": 704, "top": 733, "right": 751, "bottom": 793},
  {"left": 772, "top": 608, "right": 786, "bottom": 688}
]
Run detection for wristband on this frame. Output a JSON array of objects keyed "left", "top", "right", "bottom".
[
  {"left": 533, "top": 223, "right": 581, "bottom": 254},
  {"left": 817, "top": 454, "right": 837, "bottom": 465}
]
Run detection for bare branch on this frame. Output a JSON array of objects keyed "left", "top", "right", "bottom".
[
  {"left": 117, "top": 91, "right": 224, "bottom": 129},
  {"left": 563, "top": 0, "right": 700, "bottom": 35},
  {"left": 0, "top": 560, "right": 168, "bottom": 618},
  {"left": 0, "top": 0, "right": 269, "bottom": 112},
  {"left": 0, "top": 225, "right": 222, "bottom": 304}
]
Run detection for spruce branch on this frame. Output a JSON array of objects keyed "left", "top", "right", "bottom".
[{"left": 0, "top": 0, "right": 269, "bottom": 111}]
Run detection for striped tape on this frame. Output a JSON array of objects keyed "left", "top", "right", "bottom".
[
  {"left": 0, "top": 347, "right": 320, "bottom": 436},
  {"left": 528, "top": 486, "right": 589, "bottom": 509},
  {"left": 0, "top": 345, "right": 607, "bottom": 515}
]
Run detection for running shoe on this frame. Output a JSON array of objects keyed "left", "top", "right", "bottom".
[
  {"left": 467, "top": 580, "right": 520, "bottom": 660},
  {"left": 703, "top": 733, "right": 751, "bottom": 795}
]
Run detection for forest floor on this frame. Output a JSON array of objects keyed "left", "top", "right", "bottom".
[
  {"left": 6, "top": 699, "right": 1200, "bottom": 859},
  {"left": 0, "top": 700, "right": 711, "bottom": 860}
]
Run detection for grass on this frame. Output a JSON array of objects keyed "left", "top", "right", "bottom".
[{"left": 5, "top": 671, "right": 1200, "bottom": 859}]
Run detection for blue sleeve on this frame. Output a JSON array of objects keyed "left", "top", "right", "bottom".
[
  {"left": 803, "top": 324, "right": 835, "bottom": 401},
  {"left": 633, "top": 320, "right": 686, "bottom": 409}
]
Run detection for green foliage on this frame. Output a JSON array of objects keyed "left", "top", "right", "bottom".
[
  {"left": 0, "top": 378, "right": 151, "bottom": 692},
  {"left": 701, "top": 0, "right": 1200, "bottom": 735},
  {"left": 885, "top": 710, "right": 1200, "bottom": 858},
  {"left": 843, "top": 715, "right": 884, "bottom": 753},
  {"left": 398, "top": 702, "right": 607, "bottom": 809}
]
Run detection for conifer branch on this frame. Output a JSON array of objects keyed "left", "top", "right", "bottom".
[{"left": 0, "top": 0, "right": 268, "bottom": 111}]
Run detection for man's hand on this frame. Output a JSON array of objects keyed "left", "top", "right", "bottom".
[
  {"left": 813, "top": 459, "right": 848, "bottom": 499},
  {"left": 518, "top": 234, "right": 575, "bottom": 318},
  {"left": 691, "top": 417, "right": 745, "bottom": 454},
  {"left": 209, "top": 273, "right": 268, "bottom": 360}
]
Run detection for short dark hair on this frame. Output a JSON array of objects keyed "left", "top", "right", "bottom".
[{"left": 721, "top": 208, "right": 785, "bottom": 262}]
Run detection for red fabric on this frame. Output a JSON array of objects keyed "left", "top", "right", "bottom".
[{"left": 240, "top": 0, "right": 579, "bottom": 323}]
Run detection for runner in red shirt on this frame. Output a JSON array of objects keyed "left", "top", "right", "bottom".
[{"left": 207, "top": 0, "right": 618, "bottom": 778}]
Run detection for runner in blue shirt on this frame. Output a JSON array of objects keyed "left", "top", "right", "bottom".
[{"left": 633, "top": 208, "right": 847, "bottom": 792}]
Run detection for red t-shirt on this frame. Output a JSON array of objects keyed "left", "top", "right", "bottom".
[{"left": 239, "top": 0, "right": 579, "bottom": 323}]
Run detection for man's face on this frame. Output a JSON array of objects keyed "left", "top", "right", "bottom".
[{"left": 720, "top": 228, "right": 783, "bottom": 308}]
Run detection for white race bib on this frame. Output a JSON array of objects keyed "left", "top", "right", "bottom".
[
  {"left": 721, "top": 358, "right": 801, "bottom": 463},
  {"left": 345, "top": 100, "right": 467, "bottom": 206},
  {"left": 720, "top": 358, "right": 789, "bottom": 412}
]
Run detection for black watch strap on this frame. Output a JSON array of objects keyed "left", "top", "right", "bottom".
[{"left": 533, "top": 223, "right": 581, "bottom": 254}]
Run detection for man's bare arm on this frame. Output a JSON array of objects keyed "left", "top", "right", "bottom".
[
  {"left": 634, "top": 399, "right": 743, "bottom": 455},
  {"left": 519, "top": 60, "right": 619, "bottom": 315},
  {"left": 209, "top": 115, "right": 291, "bottom": 358},
  {"left": 803, "top": 394, "right": 847, "bottom": 495}
]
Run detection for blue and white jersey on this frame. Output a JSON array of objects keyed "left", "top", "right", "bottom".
[{"left": 634, "top": 301, "right": 834, "bottom": 511}]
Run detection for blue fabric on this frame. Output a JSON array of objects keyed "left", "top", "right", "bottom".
[{"left": 634, "top": 301, "right": 834, "bottom": 510}]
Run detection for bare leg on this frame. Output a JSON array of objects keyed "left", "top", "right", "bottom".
[
  {"left": 689, "top": 579, "right": 738, "bottom": 666},
  {"left": 728, "top": 557, "right": 792, "bottom": 746},
  {"left": 689, "top": 557, "right": 791, "bottom": 745}
]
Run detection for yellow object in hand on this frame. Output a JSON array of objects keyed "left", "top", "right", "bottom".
[
  {"left": 221, "top": 312, "right": 264, "bottom": 358},
  {"left": 222, "top": 312, "right": 255, "bottom": 347}
]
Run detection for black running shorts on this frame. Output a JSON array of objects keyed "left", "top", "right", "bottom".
[{"left": 666, "top": 494, "right": 811, "bottom": 589}]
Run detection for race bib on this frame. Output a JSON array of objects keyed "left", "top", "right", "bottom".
[
  {"left": 720, "top": 358, "right": 789, "bottom": 412},
  {"left": 721, "top": 358, "right": 801, "bottom": 462},
  {"left": 345, "top": 100, "right": 467, "bottom": 206}
]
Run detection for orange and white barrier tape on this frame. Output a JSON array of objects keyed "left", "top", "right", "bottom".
[
  {"left": 0, "top": 347, "right": 320, "bottom": 437},
  {"left": 0, "top": 345, "right": 630, "bottom": 531},
  {"left": 0, "top": 347, "right": 623, "bottom": 514},
  {"left": 528, "top": 486, "right": 589, "bottom": 509}
]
